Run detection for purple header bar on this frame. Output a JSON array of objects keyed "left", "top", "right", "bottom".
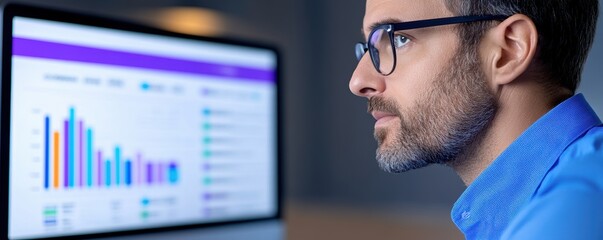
[{"left": 12, "top": 37, "right": 275, "bottom": 83}]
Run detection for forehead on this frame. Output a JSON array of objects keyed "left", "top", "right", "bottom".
[{"left": 364, "top": 0, "right": 453, "bottom": 32}]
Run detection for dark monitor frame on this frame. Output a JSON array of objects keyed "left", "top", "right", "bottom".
[{"left": 0, "top": 3, "right": 282, "bottom": 240}]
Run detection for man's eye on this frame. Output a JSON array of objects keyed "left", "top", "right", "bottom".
[{"left": 393, "top": 35, "right": 410, "bottom": 48}]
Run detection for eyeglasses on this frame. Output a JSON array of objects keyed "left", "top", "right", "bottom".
[{"left": 355, "top": 15, "right": 509, "bottom": 76}]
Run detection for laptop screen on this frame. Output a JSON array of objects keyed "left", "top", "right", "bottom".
[{"left": 3, "top": 5, "right": 279, "bottom": 239}]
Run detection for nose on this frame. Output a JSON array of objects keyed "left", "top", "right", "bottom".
[{"left": 349, "top": 54, "right": 385, "bottom": 98}]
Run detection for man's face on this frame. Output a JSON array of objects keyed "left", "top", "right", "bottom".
[{"left": 349, "top": 0, "right": 497, "bottom": 172}]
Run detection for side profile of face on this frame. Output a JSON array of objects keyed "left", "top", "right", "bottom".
[{"left": 349, "top": 0, "right": 498, "bottom": 172}]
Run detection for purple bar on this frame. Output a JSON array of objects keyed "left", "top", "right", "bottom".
[
  {"left": 64, "top": 120, "right": 69, "bottom": 188},
  {"left": 79, "top": 120, "right": 84, "bottom": 187},
  {"left": 13, "top": 37, "right": 275, "bottom": 83},
  {"left": 97, "top": 151, "right": 102, "bottom": 187},
  {"left": 146, "top": 163, "right": 153, "bottom": 184}
]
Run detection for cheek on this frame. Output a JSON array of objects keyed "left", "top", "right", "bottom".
[
  {"left": 385, "top": 55, "right": 447, "bottom": 109},
  {"left": 385, "top": 33, "right": 459, "bottom": 108}
]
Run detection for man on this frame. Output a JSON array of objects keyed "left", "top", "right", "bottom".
[{"left": 349, "top": 0, "right": 601, "bottom": 239}]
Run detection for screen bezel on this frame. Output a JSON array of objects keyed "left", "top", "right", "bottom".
[{"left": 0, "top": 3, "right": 282, "bottom": 239}]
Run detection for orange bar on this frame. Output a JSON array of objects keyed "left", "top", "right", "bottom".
[{"left": 53, "top": 131, "right": 59, "bottom": 189}]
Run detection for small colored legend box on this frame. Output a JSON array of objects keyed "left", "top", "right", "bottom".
[{"left": 43, "top": 206, "right": 58, "bottom": 227}]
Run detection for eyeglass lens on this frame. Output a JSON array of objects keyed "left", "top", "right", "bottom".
[
  {"left": 355, "top": 43, "right": 366, "bottom": 61},
  {"left": 369, "top": 27, "right": 395, "bottom": 75}
]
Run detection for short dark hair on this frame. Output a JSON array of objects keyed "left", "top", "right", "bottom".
[{"left": 445, "top": 0, "right": 599, "bottom": 93}]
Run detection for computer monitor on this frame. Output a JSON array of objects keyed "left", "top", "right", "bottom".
[{"left": 0, "top": 3, "right": 281, "bottom": 239}]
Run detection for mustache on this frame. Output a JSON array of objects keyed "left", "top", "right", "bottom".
[{"left": 367, "top": 96, "right": 401, "bottom": 116}]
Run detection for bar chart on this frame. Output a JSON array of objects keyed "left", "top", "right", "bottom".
[
  {"left": 8, "top": 20, "right": 277, "bottom": 237},
  {"left": 43, "top": 107, "right": 179, "bottom": 190}
]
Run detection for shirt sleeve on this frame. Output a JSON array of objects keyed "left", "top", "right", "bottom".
[{"left": 501, "top": 153, "right": 603, "bottom": 240}]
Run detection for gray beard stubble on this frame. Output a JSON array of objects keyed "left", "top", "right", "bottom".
[{"left": 369, "top": 46, "right": 497, "bottom": 173}]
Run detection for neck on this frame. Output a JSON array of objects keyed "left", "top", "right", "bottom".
[{"left": 449, "top": 80, "right": 567, "bottom": 186}]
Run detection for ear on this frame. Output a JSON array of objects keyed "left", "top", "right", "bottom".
[{"left": 482, "top": 14, "right": 538, "bottom": 87}]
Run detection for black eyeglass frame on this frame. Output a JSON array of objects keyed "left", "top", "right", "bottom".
[{"left": 356, "top": 15, "right": 510, "bottom": 76}]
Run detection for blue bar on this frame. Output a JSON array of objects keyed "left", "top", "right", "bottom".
[
  {"left": 125, "top": 160, "right": 132, "bottom": 186},
  {"left": 44, "top": 116, "right": 50, "bottom": 189},
  {"left": 168, "top": 162, "right": 178, "bottom": 184},
  {"left": 87, "top": 128, "right": 92, "bottom": 187},
  {"left": 115, "top": 146, "right": 121, "bottom": 186},
  {"left": 69, "top": 107, "right": 75, "bottom": 187},
  {"left": 105, "top": 160, "right": 111, "bottom": 186}
]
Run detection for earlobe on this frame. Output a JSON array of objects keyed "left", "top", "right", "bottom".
[{"left": 487, "top": 14, "right": 538, "bottom": 87}]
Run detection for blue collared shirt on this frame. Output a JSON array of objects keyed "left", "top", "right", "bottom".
[{"left": 451, "top": 94, "right": 603, "bottom": 240}]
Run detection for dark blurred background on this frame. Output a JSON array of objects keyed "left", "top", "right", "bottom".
[{"left": 3, "top": 0, "right": 602, "bottom": 239}]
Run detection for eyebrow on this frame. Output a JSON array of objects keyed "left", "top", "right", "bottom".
[{"left": 361, "top": 17, "right": 406, "bottom": 40}]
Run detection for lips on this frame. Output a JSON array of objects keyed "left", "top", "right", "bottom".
[
  {"left": 371, "top": 111, "right": 398, "bottom": 128},
  {"left": 371, "top": 111, "right": 397, "bottom": 121}
]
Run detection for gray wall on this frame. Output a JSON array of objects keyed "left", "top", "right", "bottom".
[
  {"left": 3, "top": 0, "right": 603, "bottom": 213},
  {"left": 580, "top": 5, "right": 603, "bottom": 116}
]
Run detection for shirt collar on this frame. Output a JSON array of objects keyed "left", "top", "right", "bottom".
[{"left": 451, "top": 94, "right": 602, "bottom": 239}]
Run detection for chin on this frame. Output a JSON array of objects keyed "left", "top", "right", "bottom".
[
  {"left": 375, "top": 152, "right": 430, "bottom": 173},
  {"left": 374, "top": 124, "right": 400, "bottom": 146}
]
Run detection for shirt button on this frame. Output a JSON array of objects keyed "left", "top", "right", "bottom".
[{"left": 461, "top": 211, "right": 471, "bottom": 220}]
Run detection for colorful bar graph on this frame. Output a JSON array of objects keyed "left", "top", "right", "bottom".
[
  {"left": 44, "top": 116, "right": 50, "bottom": 189},
  {"left": 43, "top": 108, "right": 180, "bottom": 190}
]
